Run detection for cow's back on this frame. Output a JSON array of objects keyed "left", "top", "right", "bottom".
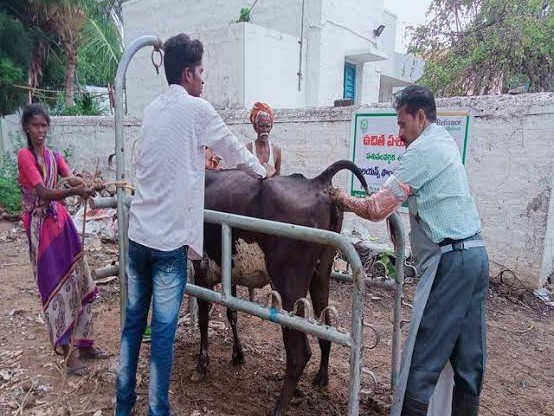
[
  {"left": 259, "top": 175, "right": 339, "bottom": 231},
  {"left": 204, "top": 169, "right": 261, "bottom": 215},
  {"left": 202, "top": 170, "right": 269, "bottom": 287},
  {"left": 200, "top": 170, "right": 341, "bottom": 288}
]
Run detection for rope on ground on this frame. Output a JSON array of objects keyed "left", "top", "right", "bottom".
[{"left": 488, "top": 260, "right": 532, "bottom": 307}]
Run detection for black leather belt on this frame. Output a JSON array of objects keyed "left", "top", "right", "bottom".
[{"left": 439, "top": 233, "right": 484, "bottom": 254}]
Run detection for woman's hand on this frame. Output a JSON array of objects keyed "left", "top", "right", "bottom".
[
  {"left": 73, "top": 183, "right": 95, "bottom": 200},
  {"left": 91, "top": 177, "right": 105, "bottom": 192}
]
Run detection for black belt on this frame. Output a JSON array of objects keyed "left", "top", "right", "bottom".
[{"left": 439, "top": 233, "right": 484, "bottom": 254}]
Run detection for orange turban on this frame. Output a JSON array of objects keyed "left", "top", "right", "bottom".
[{"left": 249, "top": 102, "right": 274, "bottom": 126}]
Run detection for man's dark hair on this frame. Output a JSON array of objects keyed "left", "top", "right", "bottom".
[
  {"left": 393, "top": 85, "right": 437, "bottom": 122},
  {"left": 163, "top": 33, "right": 204, "bottom": 85}
]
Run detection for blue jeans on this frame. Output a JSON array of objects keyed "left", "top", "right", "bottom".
[{"left": 116, "top": 240, "right": 187, "bottom": 416}]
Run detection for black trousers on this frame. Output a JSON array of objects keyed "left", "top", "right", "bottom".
[{"left": 403, "top": 245, "right": 489, "bottom": 413}]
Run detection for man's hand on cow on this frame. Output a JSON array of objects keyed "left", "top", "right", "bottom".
[{"left": 234, "top": 163, "right": 266, "bottom": 180}]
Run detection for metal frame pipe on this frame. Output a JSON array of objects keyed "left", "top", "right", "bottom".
[
  {"left": 297, "top": 0, "right": 306, "bottom": 91},
  {"left": 330, "top": 214, "right": 406, "bottom": 390},
  {"left": 90, "top": 193, "right": 407, "bottom": 395},
  {"left": 92, "top": 264, "right": 119, "bottom": 280},
  {"left": 347, "top": 256, "right": 365, "bottom": 414},
  {"left": 331, "top": 271, "right": 396, "bottom": 290},
  {"left": 91, "top": 195, "right": 131, "bottom": 209},
  {"left": 204, "top": 211, "right": 363, "bottom": 267},
  {"left": 186, "top": 284, "right": 351, "bottom": 346},
  {"left": 221, "top": 224, "right": 232, "bottom": 298},
  {"left": 389, "top": 212, "right": 406, "bottom": 390},
  {"left": 203, "top": 210, "right": 365, "bottom": 416}
]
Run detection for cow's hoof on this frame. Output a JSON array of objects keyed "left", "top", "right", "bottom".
[
  {"left": 190, "top": 369, "right": 206, "bottom": 382},
  {"left": 232, "top": 351, "right": 245, "bottom": 366},
  {"left": 312, "top": 372, "right": 329, "bottom": 387},
  {"left": 270, "top": 408, "right": 285, "bottom": 416}
]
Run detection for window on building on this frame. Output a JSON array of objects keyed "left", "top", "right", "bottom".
[{"left": 343, "top": 62, "right": 357, "bottom": 101}]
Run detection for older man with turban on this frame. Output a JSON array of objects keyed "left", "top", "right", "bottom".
[{"left": 246, "top": 102, "right": 281, "bottom": 178}]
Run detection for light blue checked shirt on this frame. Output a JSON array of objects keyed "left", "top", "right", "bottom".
[{"left": 395, "top": 123, "right": 481, "bottom": 243}]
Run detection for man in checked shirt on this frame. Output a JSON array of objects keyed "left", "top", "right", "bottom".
[{"left": 331, "top": 85, "right": 488, "bottom": 416}]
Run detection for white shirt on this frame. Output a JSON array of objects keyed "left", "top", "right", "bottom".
[{"left": 128, "top": 84, "right": 266, "bottom": 258}]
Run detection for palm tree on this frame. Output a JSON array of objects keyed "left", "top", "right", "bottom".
[
  {"left": 1, "top": 0, "right": 122, "bottom": 107},
  {"left": 80, "top": 4, "right": 123, "bottom": 86},
  {"left": 37, "top": 0, "right": 87, "bottom": 106},
  {"left": 31, "top": 0, "right": 122, "bottom": 106}
]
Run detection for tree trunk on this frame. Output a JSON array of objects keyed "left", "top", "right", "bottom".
[
  {"left": 64, "top": 43, "right": 77, "bottom": 107},
  {"left": 27, "top": 42, "right": 46, "bottom": 104}
]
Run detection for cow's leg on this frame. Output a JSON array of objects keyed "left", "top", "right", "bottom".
[
  {"left": 309, "top": 248, "right": 335, "bottom": 388},
  {"left": 268, "top": 258, "right": 315, "bottom": 416},
  {"left": 191, "top": 296, "right": 211, "bottom": 381},
  {"left": 191, "top": 261, "right": 212, "bottom": 382},
  {"left": 227, "top": 285, "right": 245, "bottom": 366}
]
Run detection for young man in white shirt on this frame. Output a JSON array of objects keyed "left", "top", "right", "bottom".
[{"left": 115, "top": 33, "right": 266, "bottom": 416}]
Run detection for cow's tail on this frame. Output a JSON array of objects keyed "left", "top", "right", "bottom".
[
  {"left": 312, "top": 160, "right": 370, "bottom": 194},
  {"left": 314, "top": 160, "right": 398, "bottom": 249}
]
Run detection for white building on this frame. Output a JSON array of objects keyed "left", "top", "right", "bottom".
[{"left": 122, "top": 0, "right": 423, "bottom": 115}]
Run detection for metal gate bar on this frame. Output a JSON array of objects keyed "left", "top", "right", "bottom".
[
  {"left": 94, "top": 195, "right": 407, "bottom": 390},
  {"left": 94, "top": 195, "right": 366, "bottom": 414},
  {"left": 93, "top": 34, "right": 407, "bottom": 416}
]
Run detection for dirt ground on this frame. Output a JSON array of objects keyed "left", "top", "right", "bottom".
[{"left": 0, "top": 220, "right": 552, "bottom": 416}]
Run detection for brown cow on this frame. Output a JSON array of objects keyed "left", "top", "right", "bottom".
[{"left": 191, "top": 160, "right": 369, "bottom": 415}]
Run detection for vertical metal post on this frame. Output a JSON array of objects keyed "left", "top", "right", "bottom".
[
  {"left": 297, "top": 0, "right": 306, "bottom": 91},
  {"left": 347, "top": 254, "right": 365, "bottom": 415},
  {"left": 390, "top": 212, "right": 406, "bottom": 389},
  {"left": 189, "top": 266, "right": 199, "bottom": 329},
  {"left": 114, "top": 35, "right": 163, "bottom": 327},
  {"left": 221, "top": 223, "right": 232, "bottom": 298},
  {"left": 0, "top": 117, "right": 5, "bottom": 158}
]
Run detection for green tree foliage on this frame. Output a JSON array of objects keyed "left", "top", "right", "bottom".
[
  {"left": 238, "top": 7, "right": 252, "bottom": 22},
  {"left": 408, "top": 0, "right": 553, "bottom": 96},
  {"left": 50, "top": 91, "right": 103, "bottom": 116},
  {"left": 79, "top": 7, "right": 123, "bottom": 86},
  {"left": 0, "top": 134, "right": 22, "bottom": 216},
  {"left": 0, "top": 155, "right": 21, "bottom": 215},
  {"left": 29, "top": 0, "right": 121, "bottom": 106},
  {"left": 0, "top": 0, "right": 122, "bottom": 110},
  {"left": 0, "top": 12, "right": 32, "bottom": 115}
]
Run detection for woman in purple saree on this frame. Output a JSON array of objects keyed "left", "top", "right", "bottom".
[{"left": 17, "top": 104, "right": 108, "bottom": 375}]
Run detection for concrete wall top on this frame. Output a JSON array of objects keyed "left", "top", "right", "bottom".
[{"left": 48, "top": 92, "right": 554, "bottom": 124}]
